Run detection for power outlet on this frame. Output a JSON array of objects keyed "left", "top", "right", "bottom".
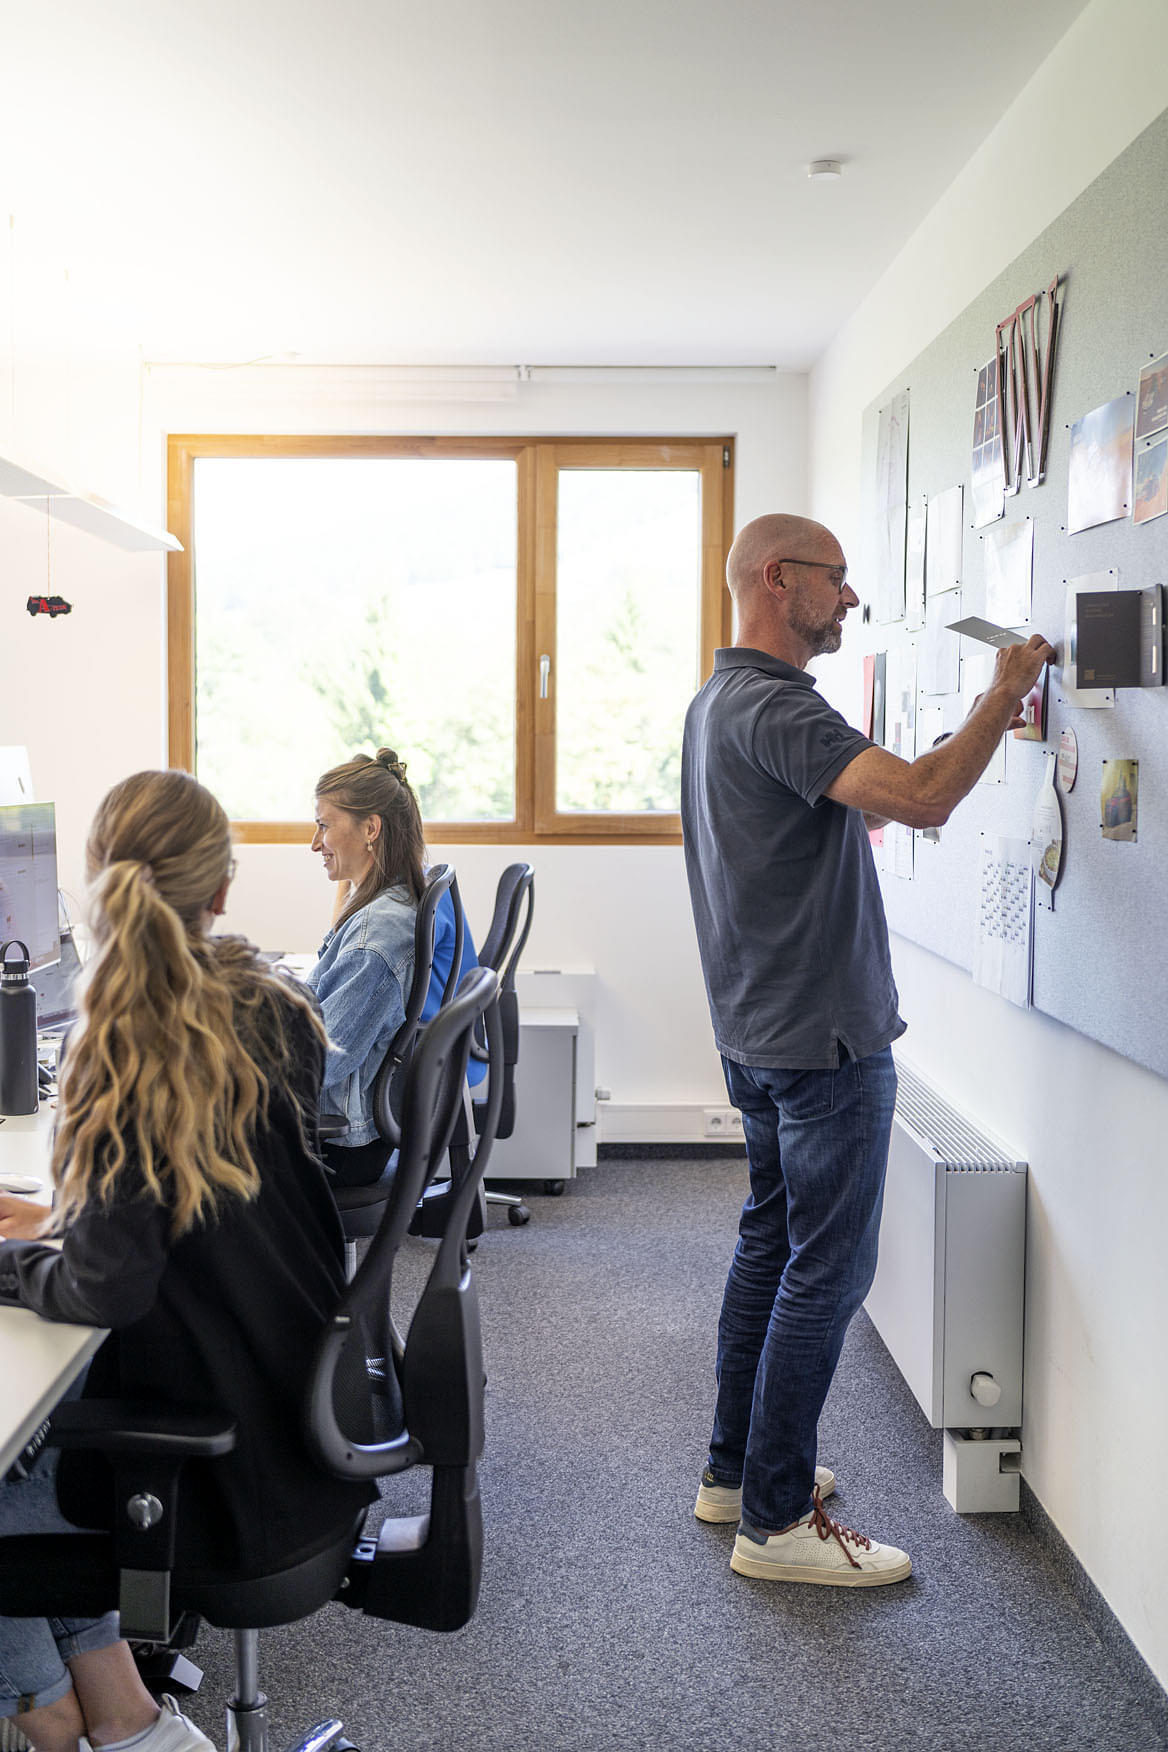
[{"left": 703, "top": 1107, "right": 744, "bottom": 1139}]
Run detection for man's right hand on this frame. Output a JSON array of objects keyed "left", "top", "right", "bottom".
[
  {"left": 991, "top": 633, "right": 1056, "bottom": 709},
  {"left": 825, "top": 629, "right": 1058, "bottom": 829}
]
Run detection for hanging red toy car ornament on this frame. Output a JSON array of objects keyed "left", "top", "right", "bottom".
[{"left": 26, "top": 594, "right": 72, "bottom": 618}]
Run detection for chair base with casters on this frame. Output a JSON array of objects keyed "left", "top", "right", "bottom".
[{"left": 483, "top": 1184, "right": 531, "bottom": 1226}]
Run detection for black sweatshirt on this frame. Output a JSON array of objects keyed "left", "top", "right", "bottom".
[{"left": 0, "top": 992, "right": 375, "bottom": 1577}]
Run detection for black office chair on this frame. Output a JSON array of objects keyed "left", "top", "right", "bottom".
[
  {"left": 409, "top": 863, "right": 536, "bottom": 1236},
  {"left": 327, "top": 864, "right": 463, "bottom": 1275},
  {"left": 0, "top": 967, "right": 503, "bottom": 1752},
  {"left": 477, "top": 863, "right": 538, "bottom": 1217}
]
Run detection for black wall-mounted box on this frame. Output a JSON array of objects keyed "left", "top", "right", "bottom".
[{"left": 1075, "top": 584, "right": 1163, "bottom": 689}]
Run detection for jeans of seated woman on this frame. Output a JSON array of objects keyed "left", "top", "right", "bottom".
[{"left": 0, "top": 1398, "right": 120, "bottom": 1718}]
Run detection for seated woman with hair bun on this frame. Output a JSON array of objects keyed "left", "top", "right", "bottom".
[{"left": 306, "top": 747, "right": 424, "bottom": 1188}]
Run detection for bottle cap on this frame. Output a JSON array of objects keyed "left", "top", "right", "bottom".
[{"left": 1, "top": 940, "right": 32, "bottom": 981}]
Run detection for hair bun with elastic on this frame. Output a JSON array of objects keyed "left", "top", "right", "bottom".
[{"left": 375, "top": 747, "right": 407, "bottom": 782}]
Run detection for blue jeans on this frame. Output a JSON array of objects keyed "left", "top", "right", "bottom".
[
  {"left": 708, "top": 1046, "right": 897, "bottom": 1531},
  {"left": 0, "top": 1429, "right": 120, "bottom": 1716}
]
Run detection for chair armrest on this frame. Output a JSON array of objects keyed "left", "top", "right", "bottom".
[
  {"left": 47, "top": 1400, "right": 239, "bottom": 1638},
  {"left": 306, "top": 1316, "right": 424, "bottom": 1480},
  {"left": 49, "top": 1400, "right": 237, "bottom": 1459},
  {"left": 318, "top": 1112, "right": 349, "bottom": 1142}
]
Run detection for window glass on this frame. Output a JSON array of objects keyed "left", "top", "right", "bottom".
[
  {"left": 193, "top": 457, "right": 517, "bottom": 821},
  {"left": 554, "top": 469, "right": 702, "bottom": 814}
]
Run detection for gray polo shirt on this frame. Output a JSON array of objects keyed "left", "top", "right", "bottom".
[{"left": 681, "top": 647, "right": 905, "bottom": 1070}]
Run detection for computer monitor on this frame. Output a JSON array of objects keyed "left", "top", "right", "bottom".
[
  {"left": 0, "top": 801, "right": 61, "bottom": 972},
  {"left": 30, "top": 924, "right": 82, "bottom": 1031}
]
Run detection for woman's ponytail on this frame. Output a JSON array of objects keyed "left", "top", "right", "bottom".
[{"left": 51, "top": 771, "right": 325, "bottom": 1238}]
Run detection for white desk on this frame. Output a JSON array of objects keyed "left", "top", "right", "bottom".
[{"left": 0, "top": 1104, "right": 106, "bottom": 1475}]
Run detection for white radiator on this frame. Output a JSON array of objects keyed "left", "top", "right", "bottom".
[{"left": 865, "top": 1058, "right": 1027, "bottom": 1506}]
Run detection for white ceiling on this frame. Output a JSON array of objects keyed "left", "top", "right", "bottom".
[{"left": 1, "top": 0, "right": 1089, "bottom": 370}]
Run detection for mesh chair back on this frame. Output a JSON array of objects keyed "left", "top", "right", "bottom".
[
  {"left": 474, "top": 863, "right": 534, "bottom": 1140},
  {"left": 477, "top": 863, "right": 535, "bottom": 989},
  {"left": 371, "top": 863, "right": 456, "bottom": 1147}
]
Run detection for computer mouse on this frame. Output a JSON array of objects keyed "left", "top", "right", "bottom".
[{"left": 0, "top": 1173, "right": 43, "bottom": 1194}]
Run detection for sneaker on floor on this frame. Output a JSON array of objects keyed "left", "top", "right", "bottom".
[
  {"left": 137, "top": 1695, "right": 218, "bottom": 1752},
  {"left": 694, "top": 1463, "right": 835, "bottom": 1523},
  {"left": 730, "top": 1487, "right": 911, "bottom": 1587}
]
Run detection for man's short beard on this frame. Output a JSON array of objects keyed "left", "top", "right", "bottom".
[{"left": 789, "top": 600, "right": 842, "bottom": 657}]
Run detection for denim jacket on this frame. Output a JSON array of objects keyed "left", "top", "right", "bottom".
[{"left": 306, "top": 884, "right": 417, "bottom": 1147}]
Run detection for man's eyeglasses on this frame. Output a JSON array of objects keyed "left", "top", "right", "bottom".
[{"left": 776, "top": 558, "right": 849, "bottom": 594}]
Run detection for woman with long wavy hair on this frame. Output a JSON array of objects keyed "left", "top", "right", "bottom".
[
  {"left": 0, "top": 770, "right": 374, "bottom": 1752},
  {"left": 306, "top": 747, "right": 426, "bottom": 1186}
]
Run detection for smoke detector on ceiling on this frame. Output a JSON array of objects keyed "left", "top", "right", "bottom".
[{"left": 807, "top": 159, "right": 843, "bottom": 181}]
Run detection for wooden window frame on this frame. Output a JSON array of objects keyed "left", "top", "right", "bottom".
[{"left": 167, "top": 433, "right": 733, "bottom": 846}]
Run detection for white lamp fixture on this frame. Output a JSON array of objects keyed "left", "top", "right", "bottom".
[
  {"left": 0, "top": 451, "right": 181, "bottom": 551},
  {"left": 808, "top": 159, "right": 843, "bottom": 181}
]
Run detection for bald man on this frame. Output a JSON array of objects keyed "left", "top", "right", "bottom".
[{"left": 681, "top": 513, "right": 1052, "bottom": 1587}]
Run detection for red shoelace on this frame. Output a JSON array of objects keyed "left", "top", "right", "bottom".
[{"left": 806, "top": 1484, "right": 873, "bottom": 1570}]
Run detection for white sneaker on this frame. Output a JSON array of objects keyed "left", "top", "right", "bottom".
[
  {"left": 79, "top": 1699, "right": 216, "bottom": 1752},
  {"left": 92, "top": 1697, "right": 217, "bottom": 1752},
  {"left": 694, "top": 1464, "right": 836, "bottom": 1523},
  {"left": 730, "top": 1488, "right": 911, "bottom": 1587}
]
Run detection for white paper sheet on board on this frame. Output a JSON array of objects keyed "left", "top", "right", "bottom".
[
  {"left": 883, "top": 645, "right": 918, "bottom": 762},
  {"left": 974, "top": 834, "right": 1033, "bottom": 1008},
  {"left": 921, "top": 591, "right": 961, "bottom": 696},
  {"left": 924, "top": 483, "right": 963, "bottom": 597},
  {"left": 984, "top": 517, "right": 1034, "bottom": 628},
  {"left": 962, "top": 649, "right": 1006, "bottom": 784}
]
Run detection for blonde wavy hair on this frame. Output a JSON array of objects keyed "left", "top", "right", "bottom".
[{"left": 50, "top": 770, "right": 326, "bottom": 1238}]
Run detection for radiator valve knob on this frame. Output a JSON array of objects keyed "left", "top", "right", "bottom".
[{"left": 970, "top": 1372, "right": 1002, "bottom": 1408}]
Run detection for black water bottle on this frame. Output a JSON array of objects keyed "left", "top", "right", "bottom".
[{"left": 0, "top": 939, "right": 38, "bottom": 1115}]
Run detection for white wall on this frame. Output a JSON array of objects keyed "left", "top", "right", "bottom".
[
  {"left": 0, "top": 186, "right": 165, "bottom": 860},
  {"left": 0, "top": 495, "right": 166, "bottom": 907},
  {"left": 808, "top": 0, "right": 1168, "bottom": 1688}
]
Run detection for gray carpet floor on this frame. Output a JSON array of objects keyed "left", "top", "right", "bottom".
[{"left": 181, "top": 1157, "right": 1167, "bottom": 1752}]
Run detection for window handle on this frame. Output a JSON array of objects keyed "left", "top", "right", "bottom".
[{"left": 539, "top": 653, "right": 550, "bottom": 700}]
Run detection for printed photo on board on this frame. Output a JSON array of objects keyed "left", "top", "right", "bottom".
[
  {"left": 1133, "top": 436, "right": 1168, "bottom": 524},
  {"left": 1100, "top": 758, "right": 1138, "bottom": 843},
  {"left": 1067, "top": 394, "right": 1135, "bottom": 533},
  {"left": 1135, "top": 351, "right": 1168, "bottom": 442}
]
